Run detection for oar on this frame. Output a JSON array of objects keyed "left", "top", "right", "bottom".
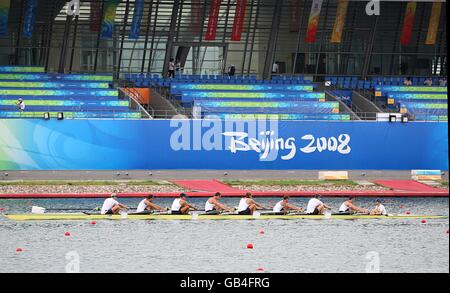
[{"left": 45, "top": 207, "right": 101, "bottom": 211}]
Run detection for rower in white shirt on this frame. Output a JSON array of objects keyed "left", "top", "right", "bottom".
[
  {"left": 237, "top": 192, "right": 266, "bottom": 215},
  {"left": 370, "top": 199, "right": 387, "bottom": 215},
  {"left": 306, "top": 194, "right": 331, "bottom": 215},
  {"left": 204, "top": 192, "right": 234, "bottom": 214},
  {"left": 171, "top": 193, "right": 197, "bottom": 215},
  {"left": 136, "top": 194, "right": 165, "bottom": 213},
  {"left": 273, "top": 195, "right": 304, "bottom": 214},
  {"left": 101, "top": 194, "right": 129, "bottom": 215},
  {"left": 338, "top": 196, "right": 369, "bottom": 214}
]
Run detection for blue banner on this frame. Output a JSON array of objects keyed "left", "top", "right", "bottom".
[
  {"left": 22, "top": 0, "right": 38, "bottom": 39},
  {"left": 129, "top": 0, "right": 144, "bottom": 39},
  {"left": 101, "top": 0, "right": 120, "bottom": 39},
  {"left": 0, "top": 120, "right": 447, "bottom": 171}
]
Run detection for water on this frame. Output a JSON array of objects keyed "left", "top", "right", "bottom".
[{"left": 0, "top": 197, "right": 448, "bottom": 273}]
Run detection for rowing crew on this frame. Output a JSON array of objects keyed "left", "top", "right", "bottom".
[
  {"left": 100, "top": 193, "right": 386, "bottom": 216},
  {"left": 306, "top": 194, "right": 386, "bottom": 215}
]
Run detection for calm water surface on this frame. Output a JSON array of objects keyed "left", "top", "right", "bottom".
[{"left": 0, "top": 197, "right": 448, "bottom": 273}]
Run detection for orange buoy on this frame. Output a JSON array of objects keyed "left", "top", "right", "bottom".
[
  {"left": 16, "top": 248, "right": 23, "bottom": 252},
  {"left": 247, "top": 243, "right": 254, "bottom": 249},
  {"left": 65, "top": 232, "right": 71, "bottom": 236}
]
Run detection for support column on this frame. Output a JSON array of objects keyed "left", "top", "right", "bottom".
[
  {"left": 361, "top": 15, "right": 379, "bottom": 79},
  {"left": 116, "top": 0, "right": 131, "bottom": 80},
  {"left": 58, "top": 15, "right": 73, "bottom": 73},
  {"left": 162, "top": 0, "right": 181, "bottom": 77},
  {"left": 262, "top": 0, "right": 284, "bottom": 80},
  {"left": 69, "top": 15, "right": 79, "bottom": 73}
]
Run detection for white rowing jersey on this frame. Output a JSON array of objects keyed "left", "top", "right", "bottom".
[
  {"left": 306, "top": 198, "right": 323, "bottom": 214},
  {"left": 205, "top": 199, "right": 216, "bottom": 212},
  {"left": 171, "top": 198, "right": 182, "bottom": 211},
  {"left": 136, "top": 199, "right": 148, "bottom": 213},
  {"left": 101, "top": 198, "right": 119, "bottom": 214},
  {"left": 374, "top": 204, "right": 387, "bottom": 215},
  {"left": 339, "top": 202, "right": 350, "bottom": 212},
  {"left": 273, "top": 200, "right": 285, "bottom": 212},
  {"left": 237, "top": 198, "right": 249, "bottom": 212}
]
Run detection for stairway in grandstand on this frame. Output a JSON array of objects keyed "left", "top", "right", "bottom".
[
  {"left": 124, "top": 73, "right": 353, "bottom": 121},
  {"left": 0, "top": 66, "right": 143, "bottom": 119},
  {"left": 325, "top": 75, "right": 448, "bottom": 121}
]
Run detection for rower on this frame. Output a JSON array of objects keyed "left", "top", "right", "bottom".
[
  {"left": 136, "top": 194, "right": 164, "bottom": 213},
  {"left": 306, "top": 194, "right": 331, "bottom": 215},
  {"left": 370, "top": 199, "right": 387, "bottom": 215},
  {"left": 237, "top": 192, "right": 265, "bottom": 215},
  {"left": 273, "top": 195, "right": 304, "bottom": 214},
  {"left": 339, "top": 196, "right": 369, "bottom": 214},
  {"left": 171, "top": 193, "right": 196, "bottom": 215},
  {"left": 204, "top": 192, "right": 234, "bottom": 214},
  {"left": 101, "top": 194, "right": 129, "bottom": 215}
]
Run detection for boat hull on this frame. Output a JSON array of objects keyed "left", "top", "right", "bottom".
[{"left": 3, "top": 213, "right": 448, "bottom": 221}]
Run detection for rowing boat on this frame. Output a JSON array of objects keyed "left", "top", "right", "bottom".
[{"left": 3, "top": 213, "right": 448, "bottom": 221}]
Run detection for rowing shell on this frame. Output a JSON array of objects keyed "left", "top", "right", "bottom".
[{"left": 3, "top": 213, "right": 448, "bottom": 221}]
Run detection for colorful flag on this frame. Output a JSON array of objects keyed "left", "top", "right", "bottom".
[
  {"left": 400, "top": 2, "right": 417, "bottom": 46},
  {"left": 231, "top": 0, "right": 247, "bottom": 41},
  {"left": 289, "top": 0, "right": 300, "bottom": 32},
  {"left": 129, "top": 0, "right": 145, "bottom": 39},
  {"left": 305, "top": 0, "right": 323, "bottom": 43},
  {"left": 101, "top": 0, "right": 120, "bottom": 39},
  {"left": 0, "top": 0, "right": 11, "bottom": 37},
  {"left": 22, "top": 0, "right": 38, "bottom": 39},
  {"left": 205, "top": 0, "right": 221, "bottom": 40},
  {"left": 425, "top": 2, "right": 441, "bottom": 45},
  {"left": 330, "top": 0, "right": 348, "bottom": 43}
]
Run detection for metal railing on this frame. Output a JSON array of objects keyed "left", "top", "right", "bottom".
[{"left": 118, "top": 88, "right": 152, "bottom": 119}]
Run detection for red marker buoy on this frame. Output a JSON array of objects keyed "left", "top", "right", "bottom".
[
  {"left": 0, "top": 208, "right": 5, "bottom": 211},
  {"left": 259, "top": 230, "right": 265, "bottom": 235},
  {"left": 421, "top": 220, "right": 427, "bottom": 224},
  {"left": 257, "top": 268, "right": 264, "bottom": 272},
  {"left": 90, "top": 221, "right": 97, "bottom": 225},
  {"left": 16, "top": 248, "right": 23, "bottom": 252},
  {"left": 247, "top": 244, "right": 254, "bottom": 249},
  {"left": 399, "top": 205, "right": 404, "bottom": 209},
  {"left": 406, "top": 212, "right": 411, "bottom": 215},
  {"left": 65, "top": 232, "right": 71, "bottom": 236}
]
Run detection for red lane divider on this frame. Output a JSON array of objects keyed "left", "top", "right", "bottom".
[{"left": 0, "top": 190, "right": 447, "bottom": 198}]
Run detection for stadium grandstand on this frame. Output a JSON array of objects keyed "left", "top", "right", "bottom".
[
  {"left": 0, "top": 0, "right": 448, "bottom": 276},
  {"left": 0, "top": 0, "right": 446, "bottom": 123}
]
